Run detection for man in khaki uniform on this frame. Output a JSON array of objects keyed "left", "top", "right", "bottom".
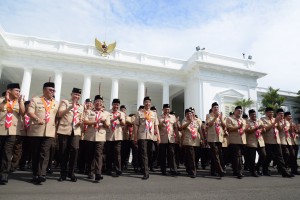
[
  {"left": 206, "top": 102, "right": 226, "bottom": 178},
  {"left": 149, "top": 106, "right": 159, "bottom": 171},
  {"left": 57, "top": 88, "right": 84, "bottom": 182},
  {"left": 134, "top": 96, "right": 160, "bottom": 180},
  {"left": 261, "top": 107, "right": 293, "bottom": 177},
  {"left": 285, "top": 112, "right": 299, "bottom": 175},
  {"left": 245, "top": 109, "right": 266, "bottom": 177},
  {"left": 83, "top": 95, "right": 110, "bottom": 182},
  {"left": 277, "top": 111, "right": 297, "bottom": 175},
  {"left": 106, "top": 98, "right": 125, "bottom": 176},
  {"left": 181, "top": 108, "right": 202, "bottom": 178},
  {"left": 27, "top": 82, "right": 59, "bottom": 184},
  {"left": 158, "top": 104, "right": 180, "bottom": 176},
  {"left": 0, "top": 83, "right": 25, "bottom": 184},
  {"left": 226, "top": 106, "right": 247, "bottom": 179}
]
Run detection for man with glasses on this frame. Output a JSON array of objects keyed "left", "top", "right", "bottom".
[{"left": 27, "top": 82, "right": 59, "bottom": 184}]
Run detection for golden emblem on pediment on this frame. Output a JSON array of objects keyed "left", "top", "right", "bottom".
[{"left": 95, "top": 38, "right": 116, "bottom": 57}]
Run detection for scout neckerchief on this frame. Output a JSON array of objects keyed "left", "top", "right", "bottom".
[
  {"left": 24, "top": 114, "right": 30, "bottom": 130},
  {"left": 290, "top": 122, "right": 296, "bottom": 139},
  {"left": 41, "top": 97, "right": 54, "bottom": 123},
  {"left": 214, "top": 115, "right": 221, "bottom": 135},
  {"left": 5, "top": 99, "right": 17, "bottom": 129},
  {"left": 281, "top": 120, "right": 290, "bottom": 139},
  {"left": 237, "top": 118, "right": 244, "bottom": 136},
  {"left": 269, "top": 117, "right": 278, "bottom": 139},
  {"left": 189, "top": 120, "right": 197, "bottom": 140},
  {"left": 164, "top": 114, "right": 175, "bottom": 139},
  {"left": 111, "top": 111, "right": 119, "bottom": 132},
  {"left": 72, "top": 102, "right": 78, "bottom": 127},
  {"left": 144, "top": 110, "right": 152, "bottom": 133},
  {"left": 94, "top": 109, "right": 102, "bottom": 131},
  {"left": 253, "top": 120, "right": 261, "bottom": 139}
]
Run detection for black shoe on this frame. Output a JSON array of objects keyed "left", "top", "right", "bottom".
[
  {"left": 36, "top": 176, "right": 46, "bottom": 184},
  {"left": 95, "top": 174, "right": 102, "bottom": 182},
  {"left": 237, "top": 173, "right": 243, "bottom": 179},
  {"left": 219, "top": 171, "right": 225, "bottom": 177},
  {"left": 1, "top": 174, "right": 8, "bottom": 183},
  {"left": 190, "top": 174, "right": 196, "bottom": 178},
  {"left": 87, "top": 173, "right": 94, "bottom": 179},
  {"left": 257, "top": 170, "right": 263, "bottom": 176},
  {"left": 170, "top": 171, "right": 180, "bottom": 176},
  {"left": 116, "top": 171, "right": 122, "bottom": 176},
  {"left": 161, "top": 171, "right": 167, "bottom": 176},
  {"left": 68, "top": 175, "right": 77, "bottom": 182},
  {"left": 210, "top": 172, "right": 218, "bottom": 176},
  {"left": 251, "top": 172, "right": 259, "bottom": 177},
  {"left": 46, "top": 168, "right": 53, "bottom": 174},
  {"left": 58, "top": 176, "right": 66, "bottom": 182},
  {"left": 142, "top": 174, "right": 149, "bottom": 180}
]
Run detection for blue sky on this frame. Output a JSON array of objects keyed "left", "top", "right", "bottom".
[{"left": 0, "top": 0, "right": 299, "bottom": 92}]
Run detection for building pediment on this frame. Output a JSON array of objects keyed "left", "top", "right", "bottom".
[{"left": 216, "top": 89, "right": 244, "bottom": 99}]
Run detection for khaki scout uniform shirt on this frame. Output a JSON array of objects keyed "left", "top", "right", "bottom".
[
  {"left": 289, "top": 122, "right": 299, "bottom": 145},
  {"left": 206, "top": 114, "right": 226, "bottom": 143},
  {"left": 84, "top": 109, "right": 110, "bottom": 142},
  {"left": 278, "top": 120, "right": 292, "bottom": 146},
  {"left": 134, "top": 109, "right": 159, "bottom": 140},
  {"left": 246, "top": 119, "right": 265, "bottom": 148},
  {"left": 226, "top": 116, "right": 247, "bottom": 145},
  {"left": 56, "top": 99, "right": 84, "bottom": 136},
  {"left": 106, "top": 110, "right": 125, "bottom": 141},
  {"left": 0, "top": 97, "right": 23, "bottom": 136},
  {"left": 181, "top": 118, "right": 202, "bottom": 147},
  {"left": 158, "top": 114, "right": 177, "bottom": 144},
  {"left": 27, "top": 97, "right": 59, "bottom": 138},
  {"left": 123, "top": 115, "right": 135, "bottom": 141},
  {"left": 261, "top": 117, "right": 281, "bottom": 144}
]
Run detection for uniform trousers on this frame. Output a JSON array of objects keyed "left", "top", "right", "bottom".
[
  {"left": 246, "top": 146, "right": 266, "bottom": 172},
  {"left": 106, "top": 140, "right": 122, "bottom": 173},
  {"left": 263, "top": 144, "right": 289, "bottom": 174},
  {"left": 229, "top": 144, "right": 244, "bottom": 174},
  {"left": 58, "top": 134, "right": 80, "bottom": 177},
  {"left": 159, "top": 142, "right": 177, "bottom": 173},
  {"left": 0, "top": 135, "right": 16, "bottom": 177},
  {"left": 86, "top": 141, "right": 105, "bottom": 175},
  {"left": 30, "top": 136, "right": 54, "bottom": 177},
  {"left": 183, "top": 145, "right": 197, "bottom": 176},
  {"left": 209, "top": 142, "right": 224, "bottom": 174},
  {"left": 11, "top": 136, "right": 25, "bottom": 170},
  {"left": 281, "top": 144, "right": 297, "bottom": 172},
  {"left": 138, "top": 139, "right": 153, "bottom": 176}
]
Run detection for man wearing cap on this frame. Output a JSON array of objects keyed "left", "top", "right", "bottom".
[
  {"left": 134, "top": 96, "right": 160, "bottom": 180},
  {"left": 245, "top": 109, "right": 266, "bottom": 177},
  {"left": 27, "top": 82, "right": 59, "bottom": 184},
  {"left": 277, "top": 111, "right": 297, "bottom": 175},
  {"left": 261, "top": 107, "right": 293, "bottom": 177},
  {"left": 57, "top": 88, "right": 84, "bottom": 182},
  {"left": 83, "top": 95, "right": 110, "bottom": 182},
  {"left": 206, "top": 102, "right": 226, "bottom": 178},
  {"left": 106, "top": 99, "right": 125, "bottom": 176},
  {"left": 181, "top": 108, "right": 202, "bottom": 178},
  {"left": 158, "top": 104, "right": 179, "bottom": 175},
  {"left": 0, "top": 83, "right": 25, "bottom": 184},
  {"left": 285, "top": 112, "right": 299, "bottom": 175},
  {"left": 226, "top": 106, "right": 247, "bottom": 179}
]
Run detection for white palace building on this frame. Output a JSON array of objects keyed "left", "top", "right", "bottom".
[{"left": 0, "top": 25, "right": 298, "bottom": 120}]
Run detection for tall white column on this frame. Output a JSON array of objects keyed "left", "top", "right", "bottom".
[
  {"left": 162, "top": 83, "right": 169, "bottom": 105},
  {"left": 81, "top": 75, "right": 91, "bottom": 104},
  {"left": 110, "top": 78, "right": 119, "bottom": 104},
  {"left": 21, "top": 67, "right": 32, "bottom": 100},
  {"left": 54, "top": 71, "right": 62, "bottom": 102},
  {"left": 0, "top": 65, "right": 3, "bottom": 80},
  {"left": 137, "top": 81, "right": 145, "bottom": 109}
]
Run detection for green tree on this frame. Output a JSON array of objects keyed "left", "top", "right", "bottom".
[
  {"left": 259, "top": 87, "right": 285, "bottom": 114},
  {"left": 234, "top": 98, "right": 254, "bottom": 114}
]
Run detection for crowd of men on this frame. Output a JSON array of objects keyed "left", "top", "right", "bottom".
[{"left": 0, "top": 82, "right": 299, "bottom": 185}]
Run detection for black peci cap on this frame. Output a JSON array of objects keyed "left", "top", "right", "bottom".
[
  {"left": 211, "top": 102, "right": 219, "bottom": 108},
  {"left": 143, "top": 96, "right": 151, "bottom": 101},
  {"left": 72, "top": 88, "right": 82, "bottom": 94},
  {"left": 7, "top": 83, "right": 20, "bottom": 90},
  {"left": 94, "top": 95, "right": 103, "bottom": 101},
  {"left": 85, "top": 98, "right": 92, "bottom": 103},
  {"left": 163, "top": 104, "right": 170, "bottom": 109},
  {"left": 43, "top": 82, "right": 55, "bottom": 88},
  {"left": 112, "top": 98, "right": 120, "bottom": 104},
  {"left": 120, "top": 105, "right": 126, "bottom": 109},
  {"left": 248, "top": 109, "right": 256, "bottom": 115},
  {"left": 265, "top": 107, "right": 274, "bottom": 112}
]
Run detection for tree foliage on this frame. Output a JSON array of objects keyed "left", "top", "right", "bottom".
[{"left": 259, "top": 87, "right": 285, "bottom": 114}]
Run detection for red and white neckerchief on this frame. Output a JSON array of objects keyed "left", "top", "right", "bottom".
[
  {"left": 272, "top": 119, "right": 279, "bottom": 139},
  {"left": 94, "top": 110, "right": 102, "bottom": 131},
  {"left": 111, "top": 111, "right": 119, "bottom": 132},
  {"left": 144, "top": 110, "right": 153, "bottom": 133},
  {"left": 253, "top": 121, "right": 261, "bottom": 139},
  {"left": 165, "top": 115, "right": 171, "bottom": 134},
  {"left": 237, "top": 119, "right": 244, "bottom": 136},
  {"left": 189, "top": 120, "right": 197, "bottom": 140},
  {"left": 24, "top": 114, "right": 30, "bottom": 130},
  {"left": 281, "top": 120, "right": 290, "bottom": 139},
  {"left": 5, "top": 99, "right": 17, "bottom": 129},
  {"left": 128, "top": 125, "right": 133, "bottom": 135},
  {"left": 290, "top": 122, "right": 296, "bottom": 139},
  {"left": 72, "top": 103, "right": 78, "bottom": 127},
  {"left": 215, "top": 118, "right": 221, "bottom": 135},
  {"left": 41, "top": 97, "right": 54, "bottom": 123}
]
